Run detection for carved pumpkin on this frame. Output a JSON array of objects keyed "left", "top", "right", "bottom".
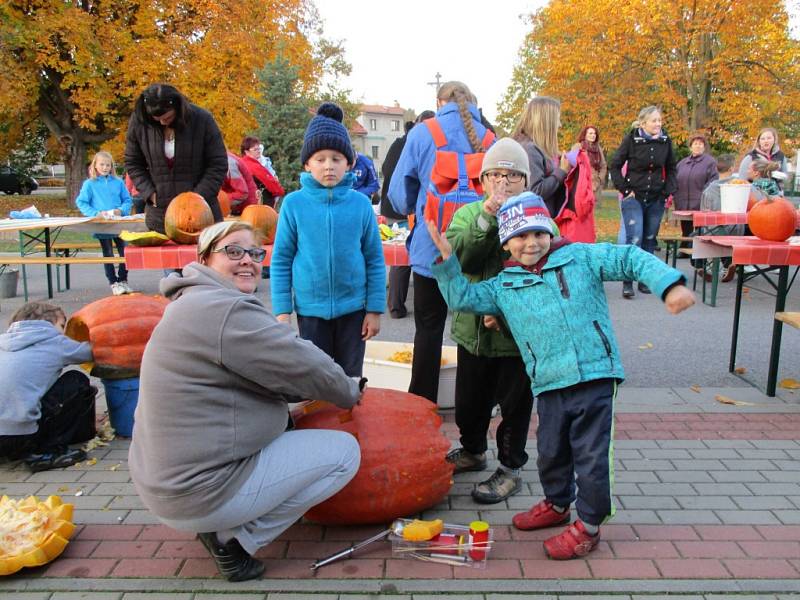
[
  {"left": 748, "top": 197, "right": 798, "bottom": 242},
  {"left": 240, "top": 204, "right": 279, "bottom": 244},
  {"left": 294, "top": 388, "right": 454, "bottom": 525},
  {"left": 66, "top": 294, "right": 170, "bottom": 379},
  {"left": 0, "top": 495, "right": 75, "bottom": 576},
  {"left": 217, "top": 190, "right": 231, "bottom": 218},
  {"left": 164, "top": 192, "right": 214, "bottom": 245}
]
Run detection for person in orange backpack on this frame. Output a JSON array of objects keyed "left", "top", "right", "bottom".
[{"left": 387, "top": 81, "right": 494, "bottom": 403}]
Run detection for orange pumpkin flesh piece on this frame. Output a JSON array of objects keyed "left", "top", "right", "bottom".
[
  {"left": 164, "top": 192, "right": 214, "bottom": 245},
  {"left": 0, "top": 495, "right": 75, "bottom": 576},
  {"left": 748, "top": 197, "right": 798, "bottom": 242},
  {"left": 294, "top": 388, "right": 454, "bottom": 525},
  {"left": 240, "top": 205, "right": 279, "bottom": 244},
  {"left": 217, "top": 190, "right": 232, "bottom": 218},
  {"left": 65, "top": 294, "right": 170, "bottom": 379}
]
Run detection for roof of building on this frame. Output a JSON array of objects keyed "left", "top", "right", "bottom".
[
  {"left": 360, "top": 104, "right": 406, "bottom": 116},
  {"left": 350, "top": 121, "right": 367, "bottom": 135}
]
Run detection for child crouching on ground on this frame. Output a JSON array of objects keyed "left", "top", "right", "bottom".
[
  {"left": 271, "top": 103, "right": 385, "bottom": 376},
  {"left": 0, "top": 302, "right": 97, "bottom": 472},
  {"left": 427, "top": 192, "right": 695, "bottom": 560}
]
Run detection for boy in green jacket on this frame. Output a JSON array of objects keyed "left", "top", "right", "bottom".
[{"left": 445, "top": 138, "right": 545, "bottom": 503}]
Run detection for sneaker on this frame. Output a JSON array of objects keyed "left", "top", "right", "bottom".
[
  {"left": 197, "top": 532, "right": 265, "bottom": 582},
  {"left": 543, "top": 520, "right": 600, "bottom": 560},
  {"left": 622, "top": 281, "right": 635, "bottom": 299},
  {"left": 637, "top": 282, "right": 652, "bottom": 294},
  {"left": 110, "top": 282, "right": 125, "bottom": 296},
  {"left": 721, "top": 264, "right": 737, "bottom": 283},
  {"left": 25, "top": 448, "right": 86, "bottom": 473},
  {"left": 512, "top": 499, "right": 571, "bottom": 531},
  {"left": 118, "top": 281, "right": 133, "bottom": 294},
  {"left": 390, "top": 308, "right": 408, "bottom": 319},
  {"left": 446, "top": 447, "right": 487, "bottom": 474},
  {"left": 471, "top": 467, "right": 522, "bottom": 504}
]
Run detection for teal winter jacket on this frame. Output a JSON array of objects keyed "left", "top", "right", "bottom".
[
  {"left": 431, "top": 242, "right": 685, "bottom": 396},
  {"left": 271, "top": 172, "right": 386, "bottom": 319}
]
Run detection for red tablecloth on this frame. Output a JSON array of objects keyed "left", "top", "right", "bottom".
[
  {"left": 126, "top": 241, "right": 409, "bottom": 269},
  {"left": 693, "top": 236, "right": 800, "bottom": 266},
  {"left": 672, "top": 211, "right": 748, "bottom": 227}
]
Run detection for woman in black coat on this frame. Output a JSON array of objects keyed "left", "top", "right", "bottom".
[
  {"left": 125, "top": 84, "right": 228, "bottom": 234},
  {"left": 609, "top": 105, "right": 677, "bottom": 299}
]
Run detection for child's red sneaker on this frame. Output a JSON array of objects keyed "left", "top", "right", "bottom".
[
  {"left": 512, "top": 499, "right": 571, "bottom": 531},
  {"left": 543, "top": 520, "right": 599, "bottom": 560}
]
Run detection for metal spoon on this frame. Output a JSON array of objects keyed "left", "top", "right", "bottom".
[{"left": 309, "top": 519, "right": 405, "bottom": 570}]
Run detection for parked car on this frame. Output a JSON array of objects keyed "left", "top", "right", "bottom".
[{"left": 0, "top": 166, "right": 38, "bottom": 195}]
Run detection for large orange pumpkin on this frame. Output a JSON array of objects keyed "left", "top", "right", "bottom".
[
  {"left": 747, "top": 197, "right": 798, "bottom": 242},
  {"left": 66, "top": 294, "right": 170, "bottom": 379},
  {"left": 240, "top": 204, "right": 279, "bottom": 244},
  {"left": 217, "top": 190, "right": 232, "bottom": 218},
  {"left": 294, "top": 388, "right": 454, "bottom": 525},
  {"left": 164, "top": 192, "right": 214, "bottom": 245}
]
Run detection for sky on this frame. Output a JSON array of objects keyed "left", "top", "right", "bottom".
[{"left": 313, "top": 0, "right": 547, "bottom": 123}]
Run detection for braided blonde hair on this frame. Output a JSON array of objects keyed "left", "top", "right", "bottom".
[{"left": 437, "top": 81, "right": 482, "bottom": 152}]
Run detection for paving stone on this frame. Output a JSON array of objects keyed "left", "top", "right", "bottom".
[
  {"left": 722, "top": 459, "right": 779, "bottom": 471},
  {"left": 621, "top": 459, "right": 674, "bottom": 471},
  {"left": 739, "top": 541, "right": 800, "bottom": 559},
  {"left": 616, "top": 439, "right": 660, "bottom": 449},
  {"left": 0, "top": 482, "right": 44, "bottom": 495},
  {"left": 633, "top": 525, "right": 699, "bottom": 540},
  {"left": 639, "top": 483, "right": 697, "bottom": 496},
  {"left": 587, "top": 558, "right": 659, "bottom": 578},
  {"left": 91, "top": 483, "right": 137, "bottom": 495},
  {"left": 656, "top": 440, "right": 707, "bottom": 449},
  {"left": 694, "top": 483, "right": 751, "bottom": 495},
  {"left": 736, "top": 449, "right": 791, "bottom": 460},
  {"left": 694, "top": 525, "right": 763, "bottom": 541},
  {"left": 615, "top": 449, "right": 644, "bottom": 459},
  {"left": 73, "top": 509, "right": 130, "bottom": 524},
  {"left": 613, "top": 483, "right": 643, "bottom": 495},
  {"left": 79, "top": 470, "right": 132, "bottom": 482},
  {"left": 763, "top": 471, "right": 800, "bottom": 483},
  {"left": 671, "top": 460, "right": 727, "bottom": 471},
  {"left": 773, "top": 460, "right": 800, "bottom": 471},
  {"left": 688, "top": 449, "right": 741, "bottom": 459},
  {"left": 26, "top": 470, "right": 87, "bottom": 482},
  {"left": 704, "top": 440, "right": 755, "bottom": 448},
  {"left": 197, "top": 595, "right": 267, "bottom": 600},
  {"left": 750, "top": 440, "right": 800, "bottom": 449},
  {"left": 38, "top": 482, "right": 97, "bottom": 496},
  {"left": 714, "top": 510, "right": 781, "bottom": 525},
  {"left": 733, "top": 496, "right": 796, "bottom": 510},
  {"left": 674, "top": 496, "right": 738, "bottom": 510},
  {"left": 69, "top": 495, "right": 114, "bottom": 510},
  {"left": 674, "top": 540, "right": 745, "bottom": 558},
  {"left": 657, "top": 510, "right": 721, "bottom": 525},
  {"left": 618, "top": 496, "right": 680, "bottom": 510},
  {"left": 656, "top": 471, "right": 714, "bottom": 483},
  {"left": 608, "top": 510, "right": 661, "bottom": 524},
  {"left": 121, "top": 595, "right": 192, "bottom": 600},
  {"left": 50, "top": 593, "right": 123, "bottom": 599},
  {"left": 708, "top": 470, "right": 767, "bottom": 483},
  {"left": 640, "top": 449, "right": 692, "bottom": 459},
  {"left": 655, "top": 558, "right": 731, "bottom": 578},
  {"left": 616, "top": 471, "right": 660, "bottom": 483},
  {"left": 746, "top": 482, "right": 800, "bottom": 495},
  {"left": 723, "top": 558, "right": 799, "bottom": 578},
  {"left": 771, "top": 510, "right": 800, "bottom": 524}
]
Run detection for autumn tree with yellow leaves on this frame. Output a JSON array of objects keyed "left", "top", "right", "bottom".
[
  {"left": 498, "top": 0, "right": 800, "bottom": 154},
  {"left": 0, "top": 0, "right": 331, "bottom": 201}
]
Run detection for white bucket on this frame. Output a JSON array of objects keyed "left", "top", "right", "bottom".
[{"left": 720, "top": 184, "right": 750, "bottom": 213}]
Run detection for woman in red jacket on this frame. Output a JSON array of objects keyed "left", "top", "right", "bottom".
[{"left": 240, "top": 137, "right": 285, "bottom": 207}]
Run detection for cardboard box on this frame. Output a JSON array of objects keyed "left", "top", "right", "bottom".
[{"left": 363, "top": 340, "right": 457, "bottom": 408}]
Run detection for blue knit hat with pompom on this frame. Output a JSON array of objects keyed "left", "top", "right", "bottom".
[{"left": 301, "top": 103, "right": 354, "bottom": 165}]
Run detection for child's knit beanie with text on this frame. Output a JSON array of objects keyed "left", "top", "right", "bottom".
[
  {"left": 301, "top": 103, "right": 355, "bottom": 165},
  {"left": 497, "top": 192, "right": 554, "bottom": 244}
]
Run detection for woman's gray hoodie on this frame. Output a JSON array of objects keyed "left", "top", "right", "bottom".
[{"left": 128, "top": 263, "right": 360, "bottom": 520}]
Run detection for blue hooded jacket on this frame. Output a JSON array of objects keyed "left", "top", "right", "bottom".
[
  {"left": 351, "top": 153, "right": 379, "bottom": 198},
  {"left": 388, "top": 101, "right": 492, "bottom": 277},
  {"left": 271, "top": 171, "right": 386, "bottom": 319}
]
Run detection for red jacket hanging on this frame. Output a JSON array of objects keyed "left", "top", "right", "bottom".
[{"left": 555, "top": 149, "right": 596, "bottom": 243}]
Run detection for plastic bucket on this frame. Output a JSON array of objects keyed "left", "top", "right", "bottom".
[
  {"left": 720, "top": 184, "right": 750, "bottom": 213},
  {"left": 0, "top": 269, "right": 19, "bottom": 298},
  {"left": 101, "top": 377, "right": 139, "bottom": 437}
]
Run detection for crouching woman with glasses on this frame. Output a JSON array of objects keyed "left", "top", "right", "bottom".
[{"left": 129, "top": 221, "right": 363, "bottom": 582}]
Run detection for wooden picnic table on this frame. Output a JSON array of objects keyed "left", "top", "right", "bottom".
[{"left": 693, "top": 235, "right": 800, "bottom": 396}]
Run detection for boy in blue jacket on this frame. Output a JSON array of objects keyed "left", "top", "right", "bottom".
[
  {"left": 0, "top": 302, "right": 97, "bottom": 472},
  {"left": 271, "top": 103, "right": 386, "bottom": 376},
  {"left": 427, "top": 192, "right": 695, "bottom": 560}
]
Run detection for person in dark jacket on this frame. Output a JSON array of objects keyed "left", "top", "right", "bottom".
[
  {"left": 125, "top": 83, "right": 228, "bottom": 234},
  {"left": 609, "top": 106, "right": 677, "bottom": 299},
  {"left": 381, "top": 111, "right": 436, "bottom": 318},
  {"left": 351, "top": 152, "right": 379, "bottom": 199},
  {"left": 674, "top": 134, "right": 718, "bottom": 237}
]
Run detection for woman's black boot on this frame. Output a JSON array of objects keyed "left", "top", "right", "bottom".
[{"left": 197, "top": 532, "right": 265, "bottom": 581}]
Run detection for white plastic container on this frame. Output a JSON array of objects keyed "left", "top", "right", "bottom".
[
  {"left": 720, "top": 184, "right": 750, "bottom": 213},
  {"left": 362, "top": 340, "right": 458, "bottom": 408}
]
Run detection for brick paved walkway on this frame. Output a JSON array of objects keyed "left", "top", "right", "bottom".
[{"left": 2, "top": 385, "right": 800, "bottom": 598}]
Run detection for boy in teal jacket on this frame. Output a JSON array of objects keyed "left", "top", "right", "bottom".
[
  {"left": 271, "top": 103, "right": 385, "bottom": 376},
  {"left": 428, "top": 192, "right": 695, "bottom": 560}
]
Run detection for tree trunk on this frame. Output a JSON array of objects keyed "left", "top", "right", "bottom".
[{"left": 62, "top": 134, "right": 87, "bottom": 207}]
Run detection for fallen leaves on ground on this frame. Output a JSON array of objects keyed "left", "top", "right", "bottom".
[
  {"left": 734, "top": 366, "right": 747, "bottom": 374},
  {"left": 690, "top": 385, "right": 701, "bottom": 393},
  {"left": 779, "top": 378, "right": 800, "bottom": 389},
  {"left": 638, "top": 342, "right": 654, "bottom": 350},
  {"left": 715, "top": 394, "right": 756, "bottom": 406}
]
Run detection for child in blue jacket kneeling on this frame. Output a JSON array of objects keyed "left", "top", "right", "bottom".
[{"left": 428, "top": 192, "right": 695, "bottom": 560}]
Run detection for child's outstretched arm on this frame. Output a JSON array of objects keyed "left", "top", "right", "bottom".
[
  {"left": 664, "top": 284, "right": 695, "bottom": 314},
  {"left": 427, "top": 220, "right": 453, "bottom": 260}
]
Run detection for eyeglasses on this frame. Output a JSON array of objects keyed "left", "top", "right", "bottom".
[
  {"left": 211, "top": 244, "right": 267, "bottom": 262},
  {"left": 485, "top": 171, "right": 524, "bottom": 183}
]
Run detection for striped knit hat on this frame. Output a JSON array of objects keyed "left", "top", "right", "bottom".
[{"left": 497, "top": 192, "right": 554, "bottom": 244}]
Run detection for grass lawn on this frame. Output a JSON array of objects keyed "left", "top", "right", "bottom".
[{"left": 0, "top": 190, "right": 681, "bottom": 252}]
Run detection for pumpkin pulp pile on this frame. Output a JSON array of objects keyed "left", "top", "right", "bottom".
[{"left": 0, "top": 495, "right": 75, "bottom": 576}]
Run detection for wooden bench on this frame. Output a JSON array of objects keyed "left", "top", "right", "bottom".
[
  {"left": 768, "top": 312, "right": 800, "bottom": 395},
  {"left": 660, "top": 235, "right": 695, "bottom": 267},
  {"left": 32, "top": 242, "right": 102, "bottom": 252},
  {"left": 0, "top": 255, "right": 126, "bottom": 300}
]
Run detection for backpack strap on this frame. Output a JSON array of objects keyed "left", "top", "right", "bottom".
[
  {"left": 480, "top": 129, "right": 495, "bottom": 150},
  {"left": 424, "top": 119, "right": 448, "bottom": 149}
]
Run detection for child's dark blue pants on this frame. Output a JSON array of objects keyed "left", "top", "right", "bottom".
[{"left": 297, "top": 309, "right": 366, "bottom": 377}]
